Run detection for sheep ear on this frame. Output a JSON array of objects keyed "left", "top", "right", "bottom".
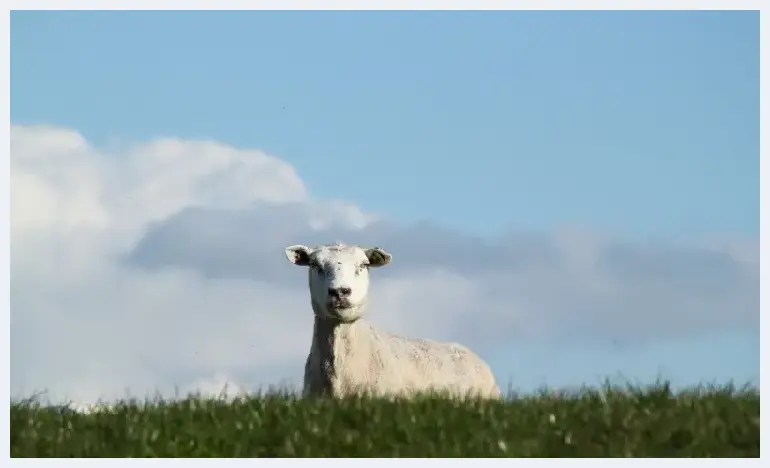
[
  {"left": 365, "top": 247, "right": 392, "bottom": 267},
  {"left": 285, "top": 245, "right": 312, "bottom": 266}
]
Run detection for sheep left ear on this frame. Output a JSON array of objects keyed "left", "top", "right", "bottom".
[
  {"left": 285, "top": 245, "right": 312, "bottom": 266},
  {"left": 365, "top": 247, "right": 392, "bottom": 267}
]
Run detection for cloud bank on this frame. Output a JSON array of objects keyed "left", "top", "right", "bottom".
[{"left": 10, "top": 124, "right": 758, "bottom": 404}]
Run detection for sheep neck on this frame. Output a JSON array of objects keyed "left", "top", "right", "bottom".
[
  {"left": 312, "top": 311, "right": 364, "bottom": 363},
  {"left": 311, "top": 301, "right": 368, "bottom": 392}
]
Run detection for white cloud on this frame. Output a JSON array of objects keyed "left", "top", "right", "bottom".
[
  {"left": 9, "top": 124, "right": 407, "bottom": 404},
  {"left": 10, "top": 124, "right": 758, "bottom": 405}
]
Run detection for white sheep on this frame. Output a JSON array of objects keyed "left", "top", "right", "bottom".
[{"left": 284, "top": 243, "right": 502, "bottom": 400}]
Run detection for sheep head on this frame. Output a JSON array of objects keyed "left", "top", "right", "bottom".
[{"left": 285, "top": 243, "right": 392, "bottom": 323}]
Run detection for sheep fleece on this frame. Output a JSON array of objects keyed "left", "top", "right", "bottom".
[{"left": 304, "top": 318, "right": 501, "bottom": 399}]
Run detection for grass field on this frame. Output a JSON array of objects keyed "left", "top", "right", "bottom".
[{"left": 10, "top": 382, "right": 759, "bottom": 457}]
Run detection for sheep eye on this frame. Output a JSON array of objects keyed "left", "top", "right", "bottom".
[{"left": 309, "top": 262, "right": 324, "bottom": 275}]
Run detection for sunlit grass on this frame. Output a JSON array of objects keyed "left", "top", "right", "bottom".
[{"left": 10, "top": 382, "right": 759, "bottom": 457}]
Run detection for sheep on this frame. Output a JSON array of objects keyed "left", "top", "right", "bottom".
[{"left": 284, "top": 242, "right": 502, "bottom": 400}]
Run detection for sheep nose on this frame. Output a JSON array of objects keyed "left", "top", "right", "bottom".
[{"left": 328, "top": 287, "right": 352, "bottom": 298}]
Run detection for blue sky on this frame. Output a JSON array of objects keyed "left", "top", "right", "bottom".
[
  {"left": 9, "top": 11, "right": 758, "bottom": 400},
  {"left": 11, "top": 10, "right": 758, "bottom": 238}
]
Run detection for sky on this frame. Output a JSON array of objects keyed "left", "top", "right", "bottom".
[{"left": 9, "top": 10, "right": 758, "bottom": 403}]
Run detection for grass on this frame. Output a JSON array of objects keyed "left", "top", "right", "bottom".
[{"left": 10, "top": 382, "right": 759, "bottom": 457}]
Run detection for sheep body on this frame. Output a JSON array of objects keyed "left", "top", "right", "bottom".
[
  {"left": 304, "top": 315, "right": 501, "bottom": 399},
  {"left": 285, "top": 243, "right": 502, "bottom": 399}
]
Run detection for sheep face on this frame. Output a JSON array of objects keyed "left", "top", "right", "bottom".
[{"left": 285, "top": 243, "right": 391, "bottom": 322}]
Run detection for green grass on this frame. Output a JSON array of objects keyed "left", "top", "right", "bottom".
[{"left": 11, "top": 382, "right": 759, "bottom": 457}]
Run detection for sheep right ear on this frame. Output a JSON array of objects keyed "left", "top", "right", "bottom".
[
  {"left": 365, "top": 247, "right": 392, "bottom": 267},
  {"left": 285, "top": 245, "right": 312, "bottom": 266}
]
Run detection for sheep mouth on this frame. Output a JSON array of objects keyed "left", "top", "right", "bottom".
[
  {"left": 328, "top": 301, "right": 353, "bottom": 312},
  {"left": 325, "top": 306, "right": 359, "bottom": 324}
]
